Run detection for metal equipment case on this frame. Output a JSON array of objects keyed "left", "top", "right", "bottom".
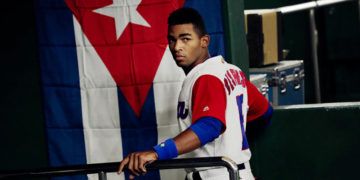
[
  {"left": 250, "top": 74, "right": 269, "bottom": 100},
  {"left": 250, "top": 60, "right": 305, "bottom": 106}
]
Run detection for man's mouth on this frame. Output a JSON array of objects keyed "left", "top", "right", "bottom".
[{"left": 175, "top": 55, "right": 185, "bottom": 61}]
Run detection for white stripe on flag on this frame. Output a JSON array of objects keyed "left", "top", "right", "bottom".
[{"left": 73, "top": 16, "right": 125, "bottom": 180}]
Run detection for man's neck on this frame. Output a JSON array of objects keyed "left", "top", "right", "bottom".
[{"left": 183, "top": 52, "right": 210, "bottom": 75}]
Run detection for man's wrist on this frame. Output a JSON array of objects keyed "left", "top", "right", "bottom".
[
  {"left": 152, "top": 150, "right": 159, "bottom": 159},
  {"left": 153, "top": 138, "right": 178, "bottom": 160}
]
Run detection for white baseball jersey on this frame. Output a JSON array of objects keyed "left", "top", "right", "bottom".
[{"left": 177, "top": 55, "right": 253, "bottom": 179}]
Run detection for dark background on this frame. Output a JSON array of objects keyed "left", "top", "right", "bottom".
[
  {"left": 0, "top": 0, "right": 48, "bottom": 171},
  {"left": 245, "top": 0, "right": 360, "bottom": 103}
]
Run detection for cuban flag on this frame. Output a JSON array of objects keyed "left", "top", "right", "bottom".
[{"left": 35, "top": 0, "right": 225, "bottom": 179}]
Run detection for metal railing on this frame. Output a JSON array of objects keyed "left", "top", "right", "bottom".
[
  {"left": 0, "top": 157, "right": 239, "bottom": 180},
  {"left": 277, "top": 0, "right": 355, "bottom": 14}
]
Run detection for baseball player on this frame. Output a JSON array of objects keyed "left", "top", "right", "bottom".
[{"left": 118, "top": 7, "right": 272, "bottom": 180}]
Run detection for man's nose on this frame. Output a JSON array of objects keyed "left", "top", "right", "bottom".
[{"left": 174, "top": 40, "right": 182, "bottom": 52}]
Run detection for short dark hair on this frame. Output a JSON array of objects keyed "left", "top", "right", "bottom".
[{"left": 168, "top": 7, "right": 208, "bottom": 36}]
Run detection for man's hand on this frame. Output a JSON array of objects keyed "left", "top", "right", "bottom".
[{"left": 117, "top": 150, "right": 158, "bottom": 179}]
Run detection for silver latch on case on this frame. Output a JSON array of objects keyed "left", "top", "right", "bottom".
[
  {"left": 260, "top": 84, "right": 269, "bottom": 96},
  {"left": 279, "top": 72, "right": 287, "bottom": 94},
  {"left": 293, "top": 68, "right": 301, "bottom": 90}
]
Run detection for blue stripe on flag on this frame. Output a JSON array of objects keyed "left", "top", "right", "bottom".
[
  {"left": 118, "top": 86, "right": 160, "bottom": 180},
  {"left": 35, "top": 0, "right": 86, "bottom": 179},
  {"left": 184, "top": 0, "right": 225, "bottom": 58}
]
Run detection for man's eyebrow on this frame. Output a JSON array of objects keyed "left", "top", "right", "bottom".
[
  {"left": 167, "top": 33, "right": 192, "bottom": 39},
  {"left": 179, "top": 33, "right": 192, "bottom": 37}
]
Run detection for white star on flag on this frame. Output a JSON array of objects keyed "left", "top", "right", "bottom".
[{"left": 93, "top": 0, "right": 151, "bottom": 40}]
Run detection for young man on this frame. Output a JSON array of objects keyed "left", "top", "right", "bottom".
[{"left": 118, "top": 7, "right": 272, "bottom": 180}]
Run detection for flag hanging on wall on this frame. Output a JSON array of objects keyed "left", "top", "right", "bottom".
[{"left": 35, "top": 0, "right": 224, "bottom": 179}]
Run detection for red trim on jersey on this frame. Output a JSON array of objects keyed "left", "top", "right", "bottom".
[
  {"left": 191, "top": 75, "right": 226, "bottom": 129},
  {"left": 247, "top": 80, "right": 269, "bottom": 122}
]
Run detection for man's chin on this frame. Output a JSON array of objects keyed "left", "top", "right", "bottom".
[{"left": 176, "top": 62, "right": 188, "bottom": 68}]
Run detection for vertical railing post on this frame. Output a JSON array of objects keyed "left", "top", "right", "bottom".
[
  {"left": 309, "top": 8, "right": 322, "bottom": 103},
  {"left": 220, "top": 156, "right": 239, "bottom": 180},
  {"left": 98, "top": 171, "right": 107, "bottom": 180}
]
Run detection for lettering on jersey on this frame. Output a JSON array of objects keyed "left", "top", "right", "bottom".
[
  {"left": 223, "top": 69, "right": 246, "bottom": 95},
  {"left": 177, "top": 101, "right": 189, "bottom": 119}
]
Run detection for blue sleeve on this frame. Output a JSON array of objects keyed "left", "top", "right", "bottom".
[{"left": 189, "top": 117, "right": 223, "bottom": 146}]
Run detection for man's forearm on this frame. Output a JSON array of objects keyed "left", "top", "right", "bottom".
[
  {"left": 174, "top": 129, "right": 202, "bottom": 154},
  {"left": 155, "top": 117, "right": 223, "bottom": 158}
]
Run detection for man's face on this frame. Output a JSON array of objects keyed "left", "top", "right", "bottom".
[{"left": 167, "top": 23, "right": 208, "bottom": 71}]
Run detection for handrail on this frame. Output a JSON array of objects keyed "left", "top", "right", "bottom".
[
  {"left": 277, "top": 0, "right": 355, "bottom": 14},
  {"left": 0, "top": 157, "right": 239, "bottom": 180}
]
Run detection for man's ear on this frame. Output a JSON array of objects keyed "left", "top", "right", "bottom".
[{"left": 201, "top": 35, "right": 210, "bottom": 48}]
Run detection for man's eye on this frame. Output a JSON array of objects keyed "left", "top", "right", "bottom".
[{"left": 182, "top": 38, "right": 190, "bottom": 42}]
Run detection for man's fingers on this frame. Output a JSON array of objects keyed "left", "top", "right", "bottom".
[
  {"left": 139, "top": 159, "right": 147, "bottom": 173},
  {"left": 134, "top": 153, "right": 139, "bottom": 173},
  {"left": 117, "top": 157, "right": 129, "bottom": 174},
  {"left": 140, "top": 151, "right": 157, "bottom": 173},
  {"left": 118, "top": 150, "right": 157, "bottom": 177},
  {"left": 128, "top": 153, "right": 140, "bottom": 176},
  {"left": 128, "top": 153, "right": 134, "bottom": 173}
]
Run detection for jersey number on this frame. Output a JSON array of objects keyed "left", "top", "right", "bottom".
[{"left": 236, "top": 95, "right": 249, "bottom": 150}]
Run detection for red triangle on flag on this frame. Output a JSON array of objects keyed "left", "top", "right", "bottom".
[{"left": 65, "top": 0, "right": 184, "bottom": 117}]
